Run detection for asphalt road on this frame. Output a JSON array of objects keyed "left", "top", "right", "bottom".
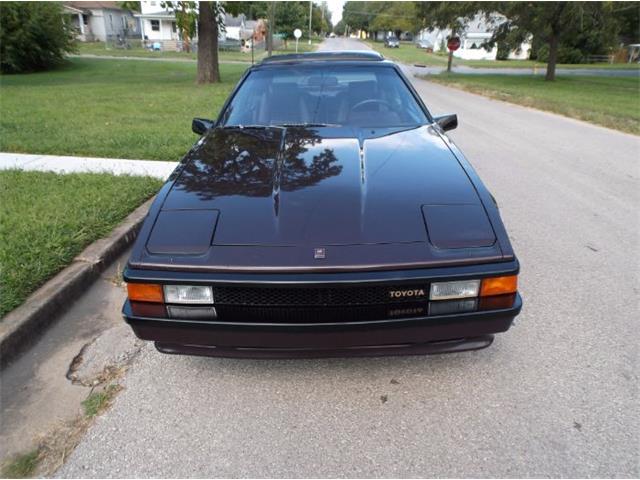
[{"left": 58, "top": 38, "right": 639, "bottom": 478}]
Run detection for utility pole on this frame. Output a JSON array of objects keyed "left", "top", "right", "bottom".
[
  {"left": 267, "top": 1, "right": 275, "bottom": 57},
  {"left": 250, "top": 4, "right": 254, "bottom": 64},
  {"left": 308, "top": 1, "right": 312, "bottom": 45}
]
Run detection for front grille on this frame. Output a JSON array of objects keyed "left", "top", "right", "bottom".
[
  {"left": 215, "top": 305, "right": 417, "bottom": 323},
  {"left": 212, "top": 284, "right": 428, "bottom": 307}
]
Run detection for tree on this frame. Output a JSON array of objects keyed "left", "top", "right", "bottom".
[
  {"left": 312, "top": 2, "right": 332, "bottom": 36},
  {"left": 119, "top": 1, "right": 141, "bottom": 12},
  {"left": 369, "top": 2, "right": 421, "bottom": 39},
  {"left": 613, "top": 1, "right": 640, "bottom": 46},
  {"left": 223, "top": 1, "right": 269, "bottom": 20},
  {"left": 0, "top": 2, "right": 76, "bottom": 73},
  {"left": 274, "top": 1, "right": 307, "bottom": 47},
  {"left": 197, "top": 1, "right": 222, "bottom": 83},
  {"left": 491, "top": 2, "right": 620, "bottom": 81},
  {"left": 342, "top": 1, "right": 375, "bottom": 36},
  {"left": 415, "top": 2, "right": 482, "bottom": 72},
  {"left": 334, "top": 19, "right": 346, "bottom": 36}
]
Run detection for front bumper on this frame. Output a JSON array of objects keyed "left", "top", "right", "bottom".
[
  {"left": 123, "top": 260, "right": 522, "bottom": 358},
  {"left": 123, "top": 293, "right": 521, "bottom": 358}
]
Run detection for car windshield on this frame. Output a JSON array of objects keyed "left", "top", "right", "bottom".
[{"left": 219, "top": 65, "right": 429, "bottom": 128}]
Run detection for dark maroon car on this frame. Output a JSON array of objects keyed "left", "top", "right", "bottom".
[{"left": 123, "top": 51, "right": 522, "bottom": 358}]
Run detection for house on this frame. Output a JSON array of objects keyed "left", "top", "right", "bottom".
[
  {"left": 221, "top": 13, "right": 257, "bottom": 42},
  {"left": 63, "top": 2, "right": 140, "bottom": 42},
  {"left": 134, "top": 2, "right": 257, "bottom": 51},
  {"left": 135, "top": 0, "right": 179, "bottom": 44},
  {"left": 416, "top": 13, "right": 531, "bottom": 61}
]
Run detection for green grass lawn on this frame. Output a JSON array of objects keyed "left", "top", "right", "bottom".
[
  {"left": 427, "top": 73, "right": 640, "bottom": 135},
  {"left": 365, "top": 41, "right": 640, "bottom": 70},
  {"left": 0, "top": 170, "right": 161, "bottom": 318},
  {"left": 76, "top": 39, "right": 319, "bottom": 63},
  {"left": 77, "top": 41, "right": 257, "bottom": 62},
  {"left": 0, "top": 58, "right": 248, "bottom": 160}
]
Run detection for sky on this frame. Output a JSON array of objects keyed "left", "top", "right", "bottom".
[{"left": 326, "top": 0, "right": 345, "bottom": 24}]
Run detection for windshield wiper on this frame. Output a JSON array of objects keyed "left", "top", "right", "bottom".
[{"left": 220, "top": 124, "right": 270, "bottom": 130}]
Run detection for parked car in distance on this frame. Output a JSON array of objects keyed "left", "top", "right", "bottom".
[
  {"left": 122, "top": 51, "right": 522, "bottom": 359},
  {"left": 384, "top": 36, "right": 400, "bottom": 48}
]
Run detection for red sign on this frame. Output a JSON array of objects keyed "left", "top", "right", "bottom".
[{"left": 447, "top": 37, "right": 461, "bottom": 52}]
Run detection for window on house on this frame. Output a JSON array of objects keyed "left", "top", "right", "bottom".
[
  {"left": 109, "top": 14, "right": 113, "bottom": 27},
  {"left": 122, "top": 17, "right": 128, "bottom": 29},
  {"left": 151, "top": 19, "right": 160, "bottom": 31},
  {"left": 82, "top": 14, "right": 89, "bottom": 25},
  {"left": 150, "top": 1, "right": 157, "bottom": 5},
  {"left": 172, "top": 21, "right": 176, "bottom": 33}
]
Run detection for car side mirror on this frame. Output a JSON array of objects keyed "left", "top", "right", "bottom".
[
  {"left": 434, "top": 114, "right": 458, "bottom": 132},
  {"left": 192, "top": 117, "right": 215, "bottom": 135}
]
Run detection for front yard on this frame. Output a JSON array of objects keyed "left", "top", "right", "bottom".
[
  {"left": 0, "top": 170, "right": 161, "bottom": 318},
  {"left": 365, "top": 41, "right": 640, "bottom": 70},
  {"left": 0, "top": 58, "right": 248, "bottom": 161},
  {"left": 426, "top": 74, "right": 640, "bottom": 135}
]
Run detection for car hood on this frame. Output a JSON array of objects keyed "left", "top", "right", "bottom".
[{"left": 134, "top": 126, "right": 506, "bottom": 272}]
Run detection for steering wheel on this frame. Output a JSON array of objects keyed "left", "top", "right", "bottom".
[{"left": 350, "top": 99, "right": 392, "bottom": 112}]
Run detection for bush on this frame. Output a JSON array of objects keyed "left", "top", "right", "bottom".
[
  {"left": 0, "top": 2, "right": 76, "bottom": 73},
  {"left": 537, "top": 44, "right": 585, "bottom": 64},
  {"left": 496, "top": 41, "right": 510, "bottom": 61}
]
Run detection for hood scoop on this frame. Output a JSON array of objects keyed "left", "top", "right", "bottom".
[
  {"left": 163, "top": 126, "right": 485, "bottom": 248},
  {"left": 422, "top": 205, "right": 496, "bottom": 249}
]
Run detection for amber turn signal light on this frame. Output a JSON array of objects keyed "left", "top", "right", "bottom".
[
  {"left": 480, "top": 275, "right": 518, "bottom": 297},
  {"left": 127, "top": 283, "right": 164, "bottom": 303}
]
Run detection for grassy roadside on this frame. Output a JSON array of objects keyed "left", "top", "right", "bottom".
[
  {"left": 365, "top": 40, "right": 640, "bottom": 70},
  {"left": 0, "top": 170, "right": 161, "bottom": 318},
  {"left": 426, "top": 73, "right": 640, "bottom": 135},
  {"left": 0, "top": 58, "right": 247, "bottom": 160},
  {"left": 1, "top": 450, "right": 39, "bottom": 478},
  {"left": 1, "top": 380, "right": 125, "bottom": 478}
]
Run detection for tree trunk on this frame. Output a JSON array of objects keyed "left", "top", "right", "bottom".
[
  {"left": 545, "top": 32, "right": 559, "bottom": 81},
  {"left": 197, "top": 1, "right": 220, "bottom": 84}
]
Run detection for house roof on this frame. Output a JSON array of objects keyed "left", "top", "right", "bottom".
[
  {"left": 64, "top": 1, "right": 127, "bottom": 12},
  {"left": 134, "top": 10, "right": 175, "bottom": 19},
  {"left": 224, "top": 13, "right": 245, "bottom": 28},
  {"left": 63, "top": 4, "right": 85, "bottom": 14}
]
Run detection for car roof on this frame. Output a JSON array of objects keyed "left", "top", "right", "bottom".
[{"left": 258, "top": 51, "right": 389, "bottom": 66}]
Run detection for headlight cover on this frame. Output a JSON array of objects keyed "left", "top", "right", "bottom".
[
  {"left": 164, "top": 285, "right": 214, "bottom": 304},
  {"left": 429, "top": 280, "right": 480, "bottom": 301}
]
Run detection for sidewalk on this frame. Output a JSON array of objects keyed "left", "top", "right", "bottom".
[
  {"left": 70, "top": 54, "right": 254, "bottom": 65},
  {"left": 0, "top": 152, "right": 177, "bottom": 179}
]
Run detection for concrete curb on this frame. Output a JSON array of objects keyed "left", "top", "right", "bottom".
[{"left": 0, "top": 198, "right": 154, "bottom": 368}]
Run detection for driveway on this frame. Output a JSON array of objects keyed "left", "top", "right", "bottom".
[{"left": 57, "top": 38, "right": 639, "bottom": 478}]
